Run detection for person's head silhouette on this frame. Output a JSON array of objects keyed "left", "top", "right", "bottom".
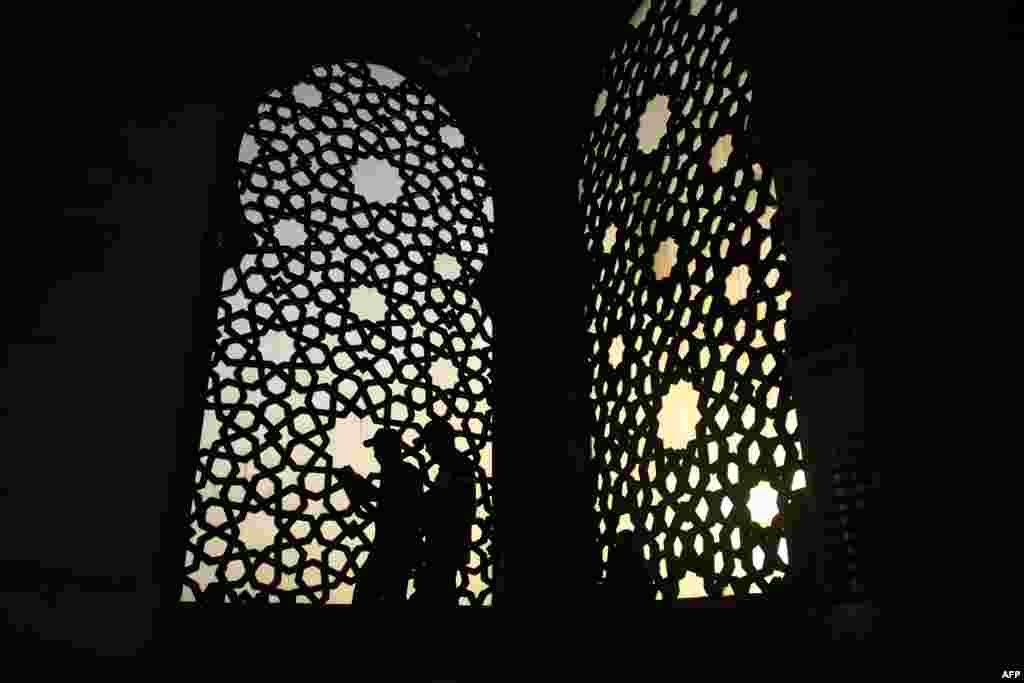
[
  {"left": 414, "top": 417, "right": 469, "bottom": 473},
  {"left": 607, "top": 530, "right": 655, "bottom": 602},
  {"left": 414, "top": 418, "right": 455, "bottom": 452},
  {"left": 363, "top": 427, "right": 404, "bottom": 467}
]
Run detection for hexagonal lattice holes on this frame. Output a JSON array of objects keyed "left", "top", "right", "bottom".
[
  {"left": 583, "top": 0, "right": 804, "bottom": 601},
  {"left": 182, "top": 61, "right": 496, "bottom": 606}
]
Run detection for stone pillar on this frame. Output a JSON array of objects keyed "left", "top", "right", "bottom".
[{"left": 1, "top": 104, "right": 220, "bottom": 654}]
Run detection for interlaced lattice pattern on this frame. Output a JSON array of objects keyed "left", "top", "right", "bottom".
[
  {"left": 583, "top": 0, "right": 805, "bottom": 599},
  {"left": 181, "top": 62, "right": 495, "bottom": 606}
]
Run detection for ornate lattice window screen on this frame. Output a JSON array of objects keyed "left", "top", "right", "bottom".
[
  {"left": 583, "top": 0, "right": 805, "bottom": 600},
  {"left": 182, "top": 62, "right": 496, "bottom": 606}
]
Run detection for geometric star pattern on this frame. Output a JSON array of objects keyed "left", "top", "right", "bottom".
[{"left": 583, "top": 0, "right": 804, "bottom": 600}]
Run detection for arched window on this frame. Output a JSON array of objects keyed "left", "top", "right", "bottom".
[
  {"left": 182, "top": 61, "right": 496, "bottom": 606},
  {"left": 583, "top": 0, "right": 804, "bottom": 600}
]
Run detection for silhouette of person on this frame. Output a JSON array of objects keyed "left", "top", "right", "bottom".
[
  {"left": 773, "top": 489, "right": 817, "bottom": 600},
  {"left": 605, "top": 530, "right": 656, "bottom": 604},
  {"left": 337, "top": 427, "right": 423, "bottom": 603},
  {"left": 411, "top": 417, "right": 475, "bottom": 606}
]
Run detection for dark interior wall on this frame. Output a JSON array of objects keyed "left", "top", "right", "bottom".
[{"left": 3, "top": 104, "right": 217, "bottom": 653}]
